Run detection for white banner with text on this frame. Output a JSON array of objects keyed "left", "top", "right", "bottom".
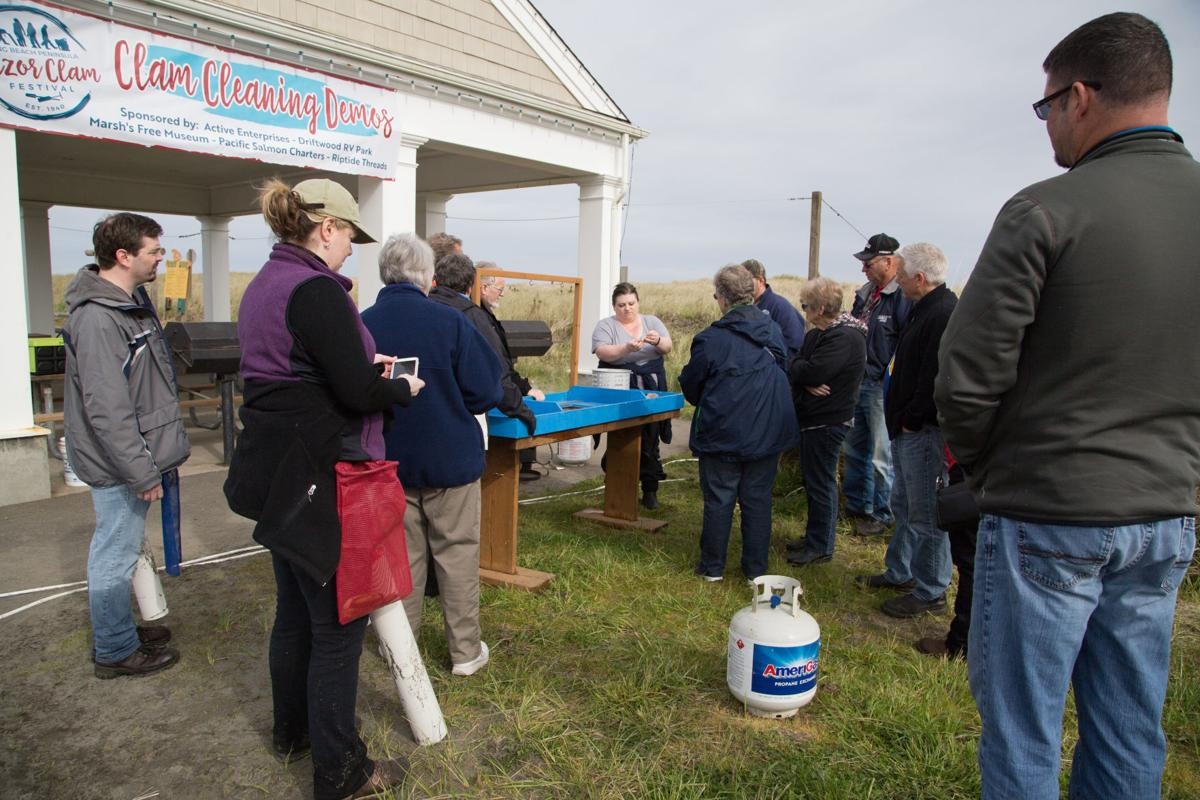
[{"left": 0, "top": 1, "right": 400, "bottom": 177}]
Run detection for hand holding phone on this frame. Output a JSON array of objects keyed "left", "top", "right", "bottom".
[
  {"left": 389, "top": 357, "right": 419, "bottom": 380},
  {"left": 400, "top": 374, "right": 425, "bottom": 396}
]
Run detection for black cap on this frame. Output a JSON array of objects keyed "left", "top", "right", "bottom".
[{"left": 853, "top": 233, "right": 900, "bottom": 261}]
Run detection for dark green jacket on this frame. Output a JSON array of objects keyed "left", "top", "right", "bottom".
[{"left": 935, "top": 128, "right": 1200, "bottom": 524}]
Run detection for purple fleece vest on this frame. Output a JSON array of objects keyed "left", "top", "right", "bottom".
[{"left": 238, "top": 242, "right": 384, "bottom": 460}]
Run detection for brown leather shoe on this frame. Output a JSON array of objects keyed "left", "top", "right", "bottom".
[
  {"left": 341, "top": 758, "right": 408, "bottom": 799},
  {"left": 854, "top": 573, "right": 916, "bottom": 591},
  {"left": 915, "top": 636, "right": 949, "bottom": 656},
  {"left": 852, "top": 517, "right": 889, "bottom": 537},
  {"left": 94, "top": 644, "right": 179, "bottom": 679},
  {"left": 137, "top": 624, "right": 172, "bottom": 650},
  {"left": 881, "top": 593, "right": 947, "bottom": 619},
  {"left": 92, "top": 625, "right": 172, "bottom": 662}
]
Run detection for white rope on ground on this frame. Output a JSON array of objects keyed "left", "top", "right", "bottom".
[
  {"left": 181, "top": 549, "right": 268, "bottom": 567},
  {"left": 0, "top": 544, "right": 271, "bottom": 623},
  {"left": 2, "top": 459, "right": 704, "bottom": 619},
  {"left": 0, "top": 580, "right": 87, "bottom": 599},
  {"left": 0, "top": 588, "right": 88, "bottom": 621},
  {"left": 180, "top": 545, "right": 266, "bottom": 567}
]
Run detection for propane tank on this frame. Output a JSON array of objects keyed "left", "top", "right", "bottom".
[{"left": 727, "top": 575, "right": 820, "bottom": 718}]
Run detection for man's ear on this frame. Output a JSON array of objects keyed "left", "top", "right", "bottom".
[{"left": 1071, "top": 80, "right": 1094, "bottom": 119}]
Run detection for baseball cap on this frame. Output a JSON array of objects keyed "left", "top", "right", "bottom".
[
  {"left": 853, "top": 233, "right": 900, "bottom": 261},
  {"left": 292, "top": 178, "right": 376, "bottom": 244}
]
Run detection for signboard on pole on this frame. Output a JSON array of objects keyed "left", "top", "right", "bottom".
[{"left": 0, "top": 1, "right": 401, "bottom": 177}]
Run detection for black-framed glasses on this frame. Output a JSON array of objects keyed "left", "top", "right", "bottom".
[{"left": 1033, "top": 80, "right": 1101, "bottom": 120}]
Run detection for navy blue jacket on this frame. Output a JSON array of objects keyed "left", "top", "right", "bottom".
[
  {"left": 362, "top": 282, "right": 503, "bottom": 488},
  {"left": 756, "top": 283, "right": 806, "bottom": 355},
  {"left": 851, "top": 280, "right": 911, "bottom": 382},
  {"left": 679, "top": 304, "right": 799, "bottom": 460}
]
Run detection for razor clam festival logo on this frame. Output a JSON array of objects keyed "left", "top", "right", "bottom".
[
  {"left": 0, "top": 1, "right": 401, "bottom": 178},
  {"left": 0, "top": 4, "right": 94, "bottom": 120}
]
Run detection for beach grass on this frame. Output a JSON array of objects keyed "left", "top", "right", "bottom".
[{"left": 356, "top": 460, "right": 1200, "bottom": 799}]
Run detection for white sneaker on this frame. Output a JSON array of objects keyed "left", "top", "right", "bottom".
[{"left": 452, "top": 641, "right": 490, "bottom": 676}]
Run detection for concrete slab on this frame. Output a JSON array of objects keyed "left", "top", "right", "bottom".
[{"left": 1, "top": 417, "right": 694, "bottom": 618}]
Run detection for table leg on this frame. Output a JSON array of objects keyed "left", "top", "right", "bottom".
[
  {"left": 603, "top": 425, "right": 642, "bottom": 521},
  {"left": 572, "top": 424, "right": 670, "bottom": 534},
  {"left": 480, "top": 443, "right": 519, "bottom": 574},
  {"left": 478, "top": 441, "right": 554, "bottom": 591}
]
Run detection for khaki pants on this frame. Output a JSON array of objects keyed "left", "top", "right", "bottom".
[{"left": 401, "top": 481, "right": 482, "bottom": 665}]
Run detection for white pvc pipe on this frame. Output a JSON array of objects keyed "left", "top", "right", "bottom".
[
  {"left": 370, "top": 601, "right": 447, "bottom": 745},
  {"left": 131, "top": 551, "right": 168, "bottom": 621}
]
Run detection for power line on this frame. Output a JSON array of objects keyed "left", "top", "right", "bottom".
[
  {"left": 48, "top": 224, "right": 272, "bottom": 241},
  {"left": 448, "top": 214, "right": 578, "bottom": 223},
  {"left": 822, "top": 199, "right": 868, "bottom": 240}
]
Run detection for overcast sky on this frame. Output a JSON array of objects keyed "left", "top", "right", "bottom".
[{"left": 49, "top": 0, "right": 1199, "bottom": 288}]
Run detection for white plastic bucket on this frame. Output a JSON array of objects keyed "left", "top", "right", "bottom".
[
  {"left": 592, "top": 367, "right": 632, "bottom": 389},
  {"left": 556, "top": 436, "right": 592, "bottom": 465},
  {"left": 59, "top": 436, "right": 86, "bottom": 487},
  {"left": 132, "top": 550, "right": 169, "bottom": 621},
  {"left": 371, "top": 601, "right": 448, "bottom": 745}
]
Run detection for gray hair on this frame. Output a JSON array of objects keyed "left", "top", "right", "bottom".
[
  {"left": 714, "top": 264, "right": 755, "bottom": 306},
  {"left": 477, "top": 261, "right": 499, "bottom": 284},
  {"left": 800, "top": 277, "right": 844, "bottom": 319},
  {"left": 740, "top": 258, "right": 766, "bottom": 281},
  {"left": 898, "top": 242, "right": 948, "bottom": 286},
  {"left": 378, "top": 233, "right": 434, "bottom": 292}
]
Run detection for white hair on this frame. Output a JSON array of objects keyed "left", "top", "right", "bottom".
[
  {"left": 379, "top": 233, "right": 434, "bottom": 293},
  {"left": 898, "top": 242, "right": 948, "bottom": 286}
]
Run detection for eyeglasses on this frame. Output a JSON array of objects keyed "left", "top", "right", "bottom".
[
  {"left": 121, "top": 246, "right": 166, "bottom": 257},
  {"left": 1033, "top": 80, "right": 1101, "bottom": 120}
]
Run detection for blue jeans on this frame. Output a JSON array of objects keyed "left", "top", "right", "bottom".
[
  {"left": 841, "top": 378, "right": 893, "bottom": 523},
  {"left": 882, "top": 427, "right": 951, "bottom": 601},
  {"left": 696, "top": 454, "right": 779, "bottom": 579},
  {"left": 88, "top": 484, "right": 151, "bottom": 663},
  {"left": 970, "top": 515, "right": 1195, "bottom": 800},
  {"left": 799, "top": 425, "right": 849, "bottom": 556},
  {"left": 270, "top": 555, "right": 373, "bottom": 800}
]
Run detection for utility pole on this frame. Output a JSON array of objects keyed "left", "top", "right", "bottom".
[{"left": 808, "top": 190, "right": 822, "bottom": 278}]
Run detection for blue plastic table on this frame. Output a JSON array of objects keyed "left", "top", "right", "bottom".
[{"left": 481, "top": 386, "right": 684, "bottom": 590}]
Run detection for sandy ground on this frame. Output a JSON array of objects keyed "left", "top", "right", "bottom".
[{"left": 0, "top": 422, "right": 692, "bottom": 799}]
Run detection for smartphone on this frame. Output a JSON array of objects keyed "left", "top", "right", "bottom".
[{"left": 389, "top": 357, "right": 419, "bottom": 380}]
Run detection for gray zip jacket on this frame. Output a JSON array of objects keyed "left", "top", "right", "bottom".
[
  {"left": 61, "top": 267, "right": 190, "bottom": 492},
  {"left": 935, "top": 128, "right": 1200, "bottom": 524}
]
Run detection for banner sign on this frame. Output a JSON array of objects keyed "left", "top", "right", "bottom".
[{"left": 0, "top": 1, "right": 400, "bottom": 177}]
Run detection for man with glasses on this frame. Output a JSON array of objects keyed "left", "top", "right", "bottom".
[
  {"left": 936, "top": 13, "right": 1198, "bottom": 799},
  {"left": 842, "top": 233, "right": 911, "bottom": 539},
  {"left": 62, "top": 213, "right": 190, "bottom": 678}
]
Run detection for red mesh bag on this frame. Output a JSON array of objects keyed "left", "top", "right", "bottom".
[{"left": 334, "top": 460, "right": 412, "bottom": 625}]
